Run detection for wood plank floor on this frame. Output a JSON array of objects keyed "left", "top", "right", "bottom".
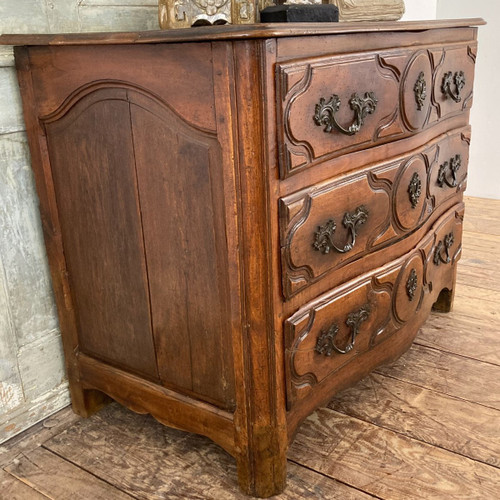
[{"left": 1, "top": 196, "right": 499, "bottom": 499}]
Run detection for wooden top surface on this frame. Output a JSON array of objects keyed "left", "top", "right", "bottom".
[{"left": 0, "top": 19, "right": 485, "bottom": 46}]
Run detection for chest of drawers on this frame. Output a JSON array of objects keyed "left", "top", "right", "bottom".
[{"left": 1, "top": 19, "right": 483, "bottom": 497}]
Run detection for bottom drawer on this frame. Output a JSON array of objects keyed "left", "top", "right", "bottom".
[{"left": 285, "top": 203, "right": 464, "bottom": 408}]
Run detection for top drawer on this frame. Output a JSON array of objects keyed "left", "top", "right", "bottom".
[{"left": 277, "top": 43, "right": 477, "bottom": 178}]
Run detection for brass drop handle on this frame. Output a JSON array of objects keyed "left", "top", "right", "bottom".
[
  {"left": 433, "top": 232, "right": 454, "bottom": 266},
  {"left": 313, "top": 205, "right": 369, "bottom": 255},
  {"left": 315, "top": 305, "right": 371, "bottom": 356},
  {"left": 437, "top": 154, "right": 461, "bottom": 188},
  {"left": 441, "top": 71, "right": 466, "bottom": 103},
  {"left": 313, "top": 92, "right": 378, "bottom": 136}
]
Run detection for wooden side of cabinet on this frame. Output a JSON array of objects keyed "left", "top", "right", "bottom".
[{"left": 16, "top": 42, "right": 238, "bottom": 411}]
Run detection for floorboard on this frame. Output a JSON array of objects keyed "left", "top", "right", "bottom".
[
  {"left": 375, "top": 343, "right": 500, "bottom": 410},
  {"left": 5, "top": 447, "right": 134, "bottom": 500},
  {"left": 327, "top": 372, "right": 500, "bottom": 467},
  {"left": 0, "top": 469, "right": 48, "bottom": 499},
  {"left": 1, "top": 195, "right": 499, "bottom": 499},
  {"left": 43, "top": 404, "right": 371, "bottom": 500},
  {"left": 289, "top": 408, "right": 500, "bottom": 500}
]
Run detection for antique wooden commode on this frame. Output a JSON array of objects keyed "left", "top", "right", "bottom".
[{"left": 0, "top": 19, "right": 483, "bottom": 497}]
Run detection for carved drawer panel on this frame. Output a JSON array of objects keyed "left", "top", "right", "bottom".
[
  {"left": 279, "top": 126, "right": 469, "bottom": 299},
  {"left": 430, "top": 44, "right": 477, "bottom": 123},
  {"left": 277, "top": 43, "right": 476, "bottom": 178},
  {"left": 284, "top": 203, "right": 464, "bottom": 407}
]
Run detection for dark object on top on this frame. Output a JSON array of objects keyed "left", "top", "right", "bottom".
[{"left": 260, "top": 4, "right": 339, "bottom": 23}]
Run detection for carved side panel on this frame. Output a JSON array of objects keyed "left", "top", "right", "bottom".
[
  {"left": 44, "top": 85, "right": 235, "bottom": 409},
  {"left": 44, "top": 88, "right": 159, "bottom": 380},
  {"left": 129, "top": 91, "right": 235, "bottom": 409}
]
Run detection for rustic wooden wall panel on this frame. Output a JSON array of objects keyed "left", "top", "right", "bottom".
[{"left": 0, "top": 0, "right": 160, "bottom": 443}]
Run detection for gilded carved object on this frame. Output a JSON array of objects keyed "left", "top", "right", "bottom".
[{"left": 159, "top": 0, "right": 273, "bottom": 28}]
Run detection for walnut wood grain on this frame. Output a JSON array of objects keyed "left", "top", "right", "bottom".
[
  {"left": 45, "top": 91, "right": 159, "bottom": 380},
  {"left": 2, "top": 198, "right": 498, "bottom": 500},
  {"left": 0, "top": 19, "right": 485, "bottom": 46},
  {"left": 77, "top": 353, "right": 236, "bottom": 456},
  {"left": 285, "top": 204, "right": 463, "bottom": 411},
  {"left": 14, "top": 46, "right": 109, "bottom": 419},
  {"left": 279, "top": 127, "right": 469, "bottom": 298}
]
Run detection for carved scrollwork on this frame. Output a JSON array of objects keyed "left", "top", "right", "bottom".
[
  {"left": 315, "top": 305, "right": 371, "bottom": 356},
  {"left": 441, "top": 71, "right": 466, "bottom": 103},
  {"left": 433, "top": 232, "right": 454, "bottom": 266},
  {"left": 408, "top": 172, "right": 422, "bottom": 209},
  {"left": 406, "top": 268, "right": 418, "bottom": 301},
  {"left": 414, "top": 71, "right": 427, "bottom": 111},
  {"left": 313, "top": 92, "right": 378, "bottom": 136},
  {"left": 437, "top": 154, "right": 461, "bottom": 188},
  {"left": 313, "top": 205, "right": 369, "bottom": 255}
]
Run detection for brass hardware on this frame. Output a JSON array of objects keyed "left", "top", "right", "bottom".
[
  {"left": 406, "top": 268, "right": 418, "bottom": 301},
  {"left": 437, "top": 154, "right": 461, "bottom": 188},
  {"left": 414, "top": 71, "right": 427, "bottom": 111},
  {"left": 441, "top": 71, "right": 466, "bottom": 103},
  {"left": 315, "top": 305, "right": 371, "bottom": 356},
  {"left": 313, "top": 92, "right": 378, "bottom": 136},
  {"left": 433, "top": 232, "right": 454, "bottom": 266},
  {"left": 408, "top": 172, "right": 422, "bottom": 209},
  {"left": 313, "top": 206, "right": 369, "bottom": 254}
]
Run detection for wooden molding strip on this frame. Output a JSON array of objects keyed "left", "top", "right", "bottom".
[
  {"left": 77, "top": 353, "right": 236, "bottom": 456},
  {"left": 0, "top": 19, "right": 485, "bottom": 47}
]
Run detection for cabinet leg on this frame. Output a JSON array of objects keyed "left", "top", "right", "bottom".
[
  {"left": 69, "top": 385, "right": 111, "bottom": 418},
  {"left": 236, "top": 432, "right": 287, "bottom": 498}
]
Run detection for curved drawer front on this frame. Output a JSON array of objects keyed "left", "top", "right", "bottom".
[
  {"left": 430, "top": 44, "right": 477, "bottom": 123},
  {"left": 280, "top": 126, "right": 469, "bottom": 299},
  {"left": 277, "top": 43, "right": 476, "bottom": 178},
  {"left": 284, "top": 203, "right": 464, "bottom": 407}
]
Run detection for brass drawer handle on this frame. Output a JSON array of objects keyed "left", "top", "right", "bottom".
[
  {"left": 414, "top": 71, "right": 427, "bottom": 111},
  {"left": 315, "top": 305, "right": 371, "bottom": 356},
  {"left": 313, "top": 205, "right": 369, "bottom": 255},
  {"left": 433, "top": 232, "right": 454, "bottom": 266},
  {"left": 441, "top": 71, "right": 466, "bottom": 103},
  {"left": 313, "top": 92, "right": 378, "bottom": 136},
  {"left": 437, "top": 154, "right": 461, "bottom": 188}
]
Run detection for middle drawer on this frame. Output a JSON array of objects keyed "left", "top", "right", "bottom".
[{"left": 280, "top": 126, "right": 469, "bottom": 299}]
